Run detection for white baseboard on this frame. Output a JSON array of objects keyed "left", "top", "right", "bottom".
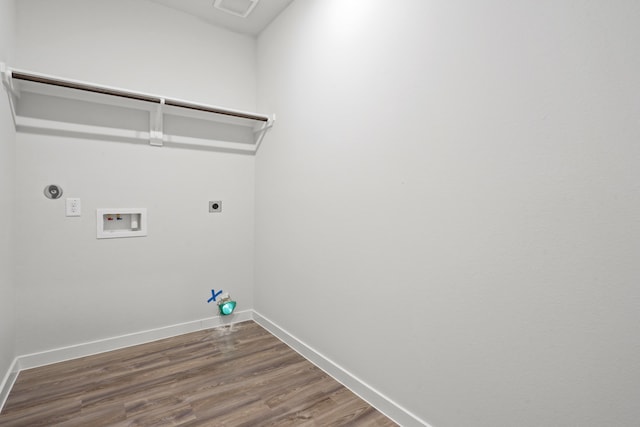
[
  {"left": 252, "top": 311, "right": 430, "bottom": 427},
  {"left": 2, "top": 309, "right": 429, "bottom": 426},
  {"left": 17, "top": 309, "right": 253, "bottom": 371},
  {"left": 0, "top": 357, "right": 20, "bottom": 413}
]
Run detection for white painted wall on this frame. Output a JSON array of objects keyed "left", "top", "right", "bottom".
[
  {"left": 0, "top": 0, "right": 17, "bottom": 384},
  {"left": 13, "top": 0, "right": 257, "bottom": 355},
  {"left": 15, "top": 0, "right": 256, "bottom": 111},
  {"left": 255, "top": 1, "right": 640, "bottom": 426}
]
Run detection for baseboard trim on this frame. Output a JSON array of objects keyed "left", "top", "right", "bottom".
[
  {"left": 16, "top": 309, "right": 252, "bottom": 372},
  {"left": 0, "top": 357, "right": 20, "bottom": 413},
  {"left": 252, "top": 311, "right": 430, "bottom": 427}
]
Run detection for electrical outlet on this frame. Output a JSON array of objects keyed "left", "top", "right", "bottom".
[
  {"left": 66, "top": 198, "right": 81, "bottom": 217},
  {"left": 209, "top": 201, "right": 222, "bottom": 213}
]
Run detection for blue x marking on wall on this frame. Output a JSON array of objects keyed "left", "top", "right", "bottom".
[{"left": 207, "top": 289, "right": 223, "bottom": 303}]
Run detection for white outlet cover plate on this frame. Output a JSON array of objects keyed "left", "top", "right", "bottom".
[{"left": 66, "top": 198, "right": 81, "bottom": 217}]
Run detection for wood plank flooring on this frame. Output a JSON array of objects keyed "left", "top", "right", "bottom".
[{"left": 0, "top": 321, "right": 397, "bottom": 426}]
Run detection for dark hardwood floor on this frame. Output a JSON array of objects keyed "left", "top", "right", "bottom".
[{"left": 0, "top": 321, "right": 397, "bottom": 426}]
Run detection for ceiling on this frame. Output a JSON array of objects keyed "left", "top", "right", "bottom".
[{"left": 149, "top": 0, "right": 295, "bottom": 36}]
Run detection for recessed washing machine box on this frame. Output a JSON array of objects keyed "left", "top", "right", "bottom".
[{"left": 97, "top": 208, "right": 147, "bottom": 239}]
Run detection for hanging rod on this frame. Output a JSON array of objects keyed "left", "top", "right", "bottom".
[
  {"left": 9, "top": 69, "right": 270, "bottom": 122},
  {"left": 12, "top": 72, "right": 161, "bottom": 104},
  {"left": 164, "top": 99, "right": 268, "bottom": 122}
]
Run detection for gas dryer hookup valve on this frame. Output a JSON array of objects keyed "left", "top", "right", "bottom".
[{"left": 44, "top": 184, "right": 63, "bottom": 199}]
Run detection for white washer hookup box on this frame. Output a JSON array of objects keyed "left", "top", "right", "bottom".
[{"left": 96, "top": 208, "right": 147, "bottom": 239}]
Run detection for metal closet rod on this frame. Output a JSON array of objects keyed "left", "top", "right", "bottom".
[{"left": 11, "top": 71, "right": 270, "bottom": 122}]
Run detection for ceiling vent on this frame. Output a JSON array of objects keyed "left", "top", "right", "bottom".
[{"left": 213, "top": 0, "right": 260, "bottom": 18}]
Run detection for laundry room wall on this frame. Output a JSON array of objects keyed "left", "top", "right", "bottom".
[
  {"left": 0, "top": 0, "right": 17, "bottom": 388},
  {"left": 13, "top": 0, "right": 257, "bottom": 355},
  {"left": 255, "top": 1, "right": 640, "bottom": 426}
]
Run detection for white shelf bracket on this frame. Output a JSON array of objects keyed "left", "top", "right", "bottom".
[
  {"left": 150, "top": 98, "right": 164, "bottom": 146},
  {"left": 0, "top": 63, "right": 19, "bottom": 127},
  {"left": 253, "top": 114, "right": 275, "bottom": 152}
]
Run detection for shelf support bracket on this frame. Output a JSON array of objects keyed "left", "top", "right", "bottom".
[
  {"left": 0, "top": 63, "right": 19, "bottom": 127},
  {"left": 149, "top": 98, "right": 164, "bottom": 146},
  {"left": 253, "top": 114, "right": 275, "bottom": 152}
]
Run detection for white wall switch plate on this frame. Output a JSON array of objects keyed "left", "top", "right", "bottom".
[{"left": 66, "top": 198, "right": 81, "bottom": 217}]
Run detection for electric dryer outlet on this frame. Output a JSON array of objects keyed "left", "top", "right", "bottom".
[{"left": 209, "top": 201, "right": 222, "bottom": 213}]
